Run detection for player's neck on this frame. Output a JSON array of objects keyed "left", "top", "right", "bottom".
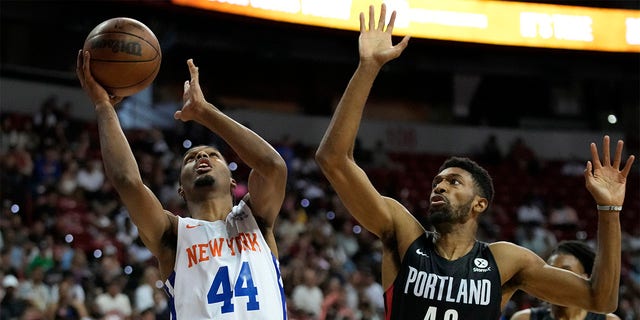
[
  {"left": 432, "top": 231, "right": 476, "bottom": 261},
  {"left": 187, "top": 198, "right": 233, "bottom": 221},
  {"left": 551, "top": 305, "right": 588, "bottom": 320}
]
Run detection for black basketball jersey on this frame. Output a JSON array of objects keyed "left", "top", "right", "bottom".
[
  {"left": 529, "top": 307, "right": 607, "bottom": 320},
  {"left": 384, "top": 232, "right": 502, "bottom": 320}
]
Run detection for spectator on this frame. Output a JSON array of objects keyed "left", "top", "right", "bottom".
[
  {"left": 133, "top": 266, "right": 162, "bottom": 315},
  {"left": 291, "top": 268, "right": 324, "bottom": 318},
  {"left": 370, "top": 140, "right": 403, "bottom": 171},
  {"left": 516, "top": 192, "right": 546, "bottom": 226},
  {"left": 515, "top": 223, "right": 558, "bottom": 259},
  {"left": 507, "top": 137, "right": 540, "bottom": 175},
  {"left": 1, "top": 274, "right": 28, "bottom": 320},
  {"left": 94, "top": 276, "right": 132, "bottom": 320},
  {"left": 17, "top": 265, "right": 53, "bottom": 313},
  {"left": 548, "top": 198, "right": 580, "bottom": 237},
  {"left": 359, "top": 269, "right": 385, "bottom": 317},
  {"left": 48, "top": 273, "right": 90, "bottom": 320},
  {"left": 319, "top": 276, "right": 356, "bottom": 320},
  {"left": 77, "top": 159, "right": 105, "bottom": 196},
  {"left": 479, "top": 134, "right": 503, "bottom": 165}
]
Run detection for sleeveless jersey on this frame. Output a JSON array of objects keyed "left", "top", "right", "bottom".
[
  {"left": 164, "top": 200, "right": 287, "bottom": 320},
  {"left": 529, "top": 307, "right": 606, "bottom": 320},
  {"left": 384, "top": 232, "right": 501, "bottom": 320}
]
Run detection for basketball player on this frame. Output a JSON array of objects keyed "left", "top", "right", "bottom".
[
  {"left": 511, "top": 240, "right": 621, "bottom": 320},
  {"left": 76, "top": 52, "right": 288, "bottom": 319},
  {"left": 315, "top": 4, "right": 635, "bottom": 320}
]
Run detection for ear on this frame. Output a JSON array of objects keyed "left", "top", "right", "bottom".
[
  {"left": 474, "top": 197, "right": 489, "bottom": 214},
  {"left": 177, "top": 186, "right": 185, "bottom": 201},
  {"left": 230, "top": 178, "right": 237, "bottom": 191}
]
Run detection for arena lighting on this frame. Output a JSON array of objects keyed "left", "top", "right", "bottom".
[{"left": 171, "top": 0, "right": 640, "bottom": 53}]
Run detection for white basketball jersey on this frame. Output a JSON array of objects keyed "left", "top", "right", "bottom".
[{"left": 164, "top": 200, "right": 287, "bottom": 319}]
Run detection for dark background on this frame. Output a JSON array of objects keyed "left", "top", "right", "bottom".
[{"left": 1, "top": 0, "right": 639, "bottom": 136}]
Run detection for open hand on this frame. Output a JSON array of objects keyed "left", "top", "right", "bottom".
[
  {"left": 359, "top": 4, "right": 410, "bottom": 67},
  {"left": 174, "top": 59, "right": 217, "bottom": 122},
  {"left": 584, "top": 135, "right": 635, "bottom": 207}
]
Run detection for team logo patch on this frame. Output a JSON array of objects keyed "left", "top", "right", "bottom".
[{"left": 473, "top": 258, "right": 491, "bottom": 272}]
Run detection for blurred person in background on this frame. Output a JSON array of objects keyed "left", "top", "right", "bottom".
[{"left": 510, "top": 240, "right": 620, "bottom": 320}]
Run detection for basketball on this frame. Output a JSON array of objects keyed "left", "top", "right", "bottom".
[{"left": 83, "top": 17, "right": 161, "bottom": 97}]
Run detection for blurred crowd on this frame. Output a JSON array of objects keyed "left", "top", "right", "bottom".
[{"left": 1, "top": 95, "right": 639, "bottom": 320}]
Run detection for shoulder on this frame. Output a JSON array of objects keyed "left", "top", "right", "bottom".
[
  {"left": 605, "top": 313, "right": 621, "bottom": 320},
  {"left": 489, "top": 241, "right": 540, "bottom": 265},
  {"left": 380, "top": 196, "right": 424, "bottom": 237},
  {"left": 489, "top": 241, "right": 545, "bottom": 284}
]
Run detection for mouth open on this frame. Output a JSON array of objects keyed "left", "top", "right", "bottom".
[
  {"left": 430, "top": 195, "right": 447, "bottom": 206},
  {"left": 196, "top": 159, "right": 212, "bottom": 174}
]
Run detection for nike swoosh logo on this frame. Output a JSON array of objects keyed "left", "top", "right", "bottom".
[
  {"left": 186, "top": 224, "right": 203, "bottom": 229},
  {"left": 416, "top": 248, "right": 429, "bottom": 257}
]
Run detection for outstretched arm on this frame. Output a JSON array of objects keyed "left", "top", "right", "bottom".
[
  {"left": 508, "top": 135, "right": 634, "bottom": 312},
  {"left": 315, "top": 4, "right": 412, "bottom": 238},
  {"left": 174, "top": 59, "right": 287, "bottom": 229},
  {"left": 76, "top": 50, "right": 171, "bottom": 258},
  {"left": 584, "top": 135, "right": 634, "bottom": 311}
]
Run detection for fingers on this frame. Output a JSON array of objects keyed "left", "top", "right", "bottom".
[
  {"left": 83, "top": 50, "right": 90, "bottom": 73},
  {"left": 82, "top": 51, "right": 95, "bottom": 85},
  {"left": 377, "top": 3, "right": 387, "bottom": 31},
  {"left": 362, "top": 4, "right": 399, "bottom": 33},
  {"left": 369, "top": 5, "right": 375, "bottom": 31},
  {"left": 187, "top": 58, "right": 199, "bottom": 84},
  {"left": 397, "top": 35, "right": 411, "bottom": 51},
  {"left": 590, "top": 142, "right": 601, "bottom": 170},
  {"left": 387, "top": 10, "right": 396, "bottom": 34},
  {"left": 583, "top": 160, "right": 593, "bottom": 180},
  {"left": 612, "top": 139, "right": 623, "bottom": 169},
  {"left": 589, "top": 135, "right": 636, "bottom": 180},
  {"left": 621, "top": 155, "right": 636, "bottom": 177},
  {"left": 602, "top": 135, "right": 611, "bottom": 166}
]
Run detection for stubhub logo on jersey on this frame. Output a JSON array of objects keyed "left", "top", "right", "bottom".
[{"left": 473, "top": 258, "right": 491, "bottom": 272}]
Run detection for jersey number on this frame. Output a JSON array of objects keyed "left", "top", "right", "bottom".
[
  {"left": 207, "top": 262, "right": 260, "bottom": 313},
  {"left": 423, "top": 306, "right": 458, "bottom": 320}
]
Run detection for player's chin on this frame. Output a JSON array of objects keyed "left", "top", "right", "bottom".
[{"left": 194, "top": 175, "right": 216, "bottom": 187}]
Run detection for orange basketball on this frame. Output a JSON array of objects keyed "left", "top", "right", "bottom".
[{"left": 83, "top": 17, "right": 161, "bottom": 97}]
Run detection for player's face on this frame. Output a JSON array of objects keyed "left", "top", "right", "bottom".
[
  {"left": 179, "top": 146, "right": 232, "bottom": 198},
  {"left": 548, "top": 253, "right": 587, "bottom": 277},
  {"left": 427, "top": 167, "right": 477, "bottom": 226}
]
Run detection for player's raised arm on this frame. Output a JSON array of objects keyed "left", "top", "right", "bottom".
[
  {"left": 174, "top": 59, "right": 287, "bottom": 231},
  {"left": 584, "top": 135, "right": 633, "bottom": 310},
  {"left": 315, "top": 4, "right": 410, "bottom": 238},
  {"left": 506, "top": 135, "right": 634, "bottom": 312},
  {"left": 76, "top": 50, "right": 171, "bottom": 257}
]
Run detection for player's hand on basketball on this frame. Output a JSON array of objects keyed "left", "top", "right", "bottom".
[
  {"left": 584, "top": 135, "right": 635, "bottom": 208},
  {"left": 76, "top": 50, "right": 123, "bottom": 107},
  {"left": 76, "top": 50, "right": 122, "bottom": 106},
  {"left": 359, "top": 4, "right": 410, "bottom": 67},
  {"left": 175, "top": 59, "right": 217, "bottom": 122}
]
